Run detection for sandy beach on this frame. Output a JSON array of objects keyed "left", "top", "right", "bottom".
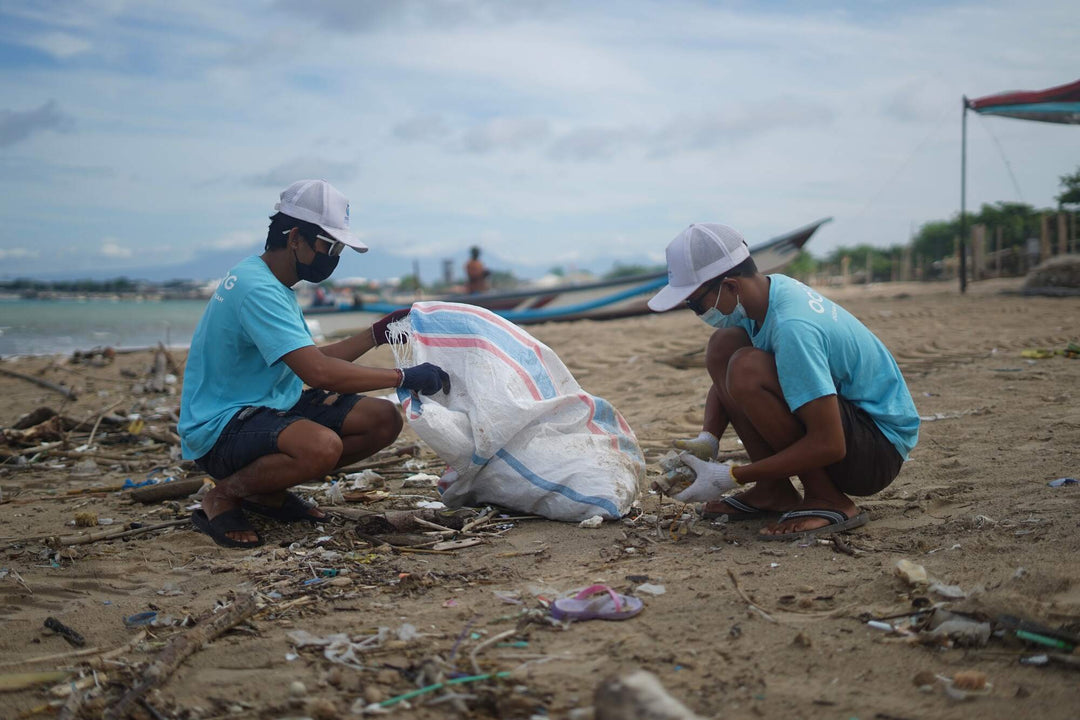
[{"left": 1, "top": 277, "right": 1079, "bottom": 719}]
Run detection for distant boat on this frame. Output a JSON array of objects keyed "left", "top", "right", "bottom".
[{"left": 307, "top": 218, "right": 831, "bottom": 329}]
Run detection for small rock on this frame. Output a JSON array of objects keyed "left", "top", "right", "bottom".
[
  {"left": 913, "top": 670, "right": 936, "bottom": 688},
  {"left": 289, "top": 680, "right": 306, "bottom": 698},
  {"left": 792, "top": 632, "right": 812, "bottom": 648}
]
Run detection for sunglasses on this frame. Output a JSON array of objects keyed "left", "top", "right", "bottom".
[
  {"left": 685, "top": 279, "right": 722, "bottom": 314},
  {"left": 283, "top": 229, "right": 346, "bottom": 257}
]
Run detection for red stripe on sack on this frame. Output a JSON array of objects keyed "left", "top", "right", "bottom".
[
  {"left": 416, "top": 335, "right": 543, "bottom": 401},
  {"left": 576, "top": 393, "right": 620, "bottom": 450}
]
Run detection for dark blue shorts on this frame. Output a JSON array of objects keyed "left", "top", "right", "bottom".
[{"left": 194, "top": 389, "right": 363, "bottom": 480}]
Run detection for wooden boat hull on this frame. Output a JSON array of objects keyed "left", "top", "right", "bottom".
[{"left": 307, "top": 218, "right": 830, "bottom": 331}]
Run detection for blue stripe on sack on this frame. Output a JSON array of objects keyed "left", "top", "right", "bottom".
[
  {"left": 588, "top": 395, "right": 644, "bottom": 460},
  {"left": 495, "top": 448, "right": 620, "bottom": 517},
  {"left": 416, "top": 307, "right": 558, "bottom": 399}
]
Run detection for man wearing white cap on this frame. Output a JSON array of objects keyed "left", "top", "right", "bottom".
[
  {"left": 179, "top": 180, "right": 449, "bottom": 548},
  {"left": 648, "top": 223, "right": 919, "bottom": 540}
]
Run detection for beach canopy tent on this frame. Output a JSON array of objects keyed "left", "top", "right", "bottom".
[{"left": 959, "top": 79, "right": 1080, "bottom": 292}]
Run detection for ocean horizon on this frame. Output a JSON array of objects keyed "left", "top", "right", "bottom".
[{"left": 0, "top": 298, "right": 210, "bottom": 357}]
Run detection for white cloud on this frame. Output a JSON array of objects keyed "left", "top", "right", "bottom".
[
  {"left": 23, "top": 31, "right": 92, "bottom": 58},
  {"left": 99, "top": 240, "right": 132, "bottom": 258},
  {"left": 205, "top": 230, "right": 261, "bottom": 251},
  {"left": 0, "top": 0, "right": 1077, "bottom": 279},
  {"left": 0, "top": 248, "right": 39, "bottom": 260}
]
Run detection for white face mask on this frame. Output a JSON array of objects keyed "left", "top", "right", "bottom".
[{"left": 699, "top": 286, "right": 747, "bottom": 329}]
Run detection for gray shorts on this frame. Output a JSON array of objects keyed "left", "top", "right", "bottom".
[
  {"left": 195, "top": 389, "right": 362, "bottom": 480},
  {"left": 825, "top": 397, "right": 904, "bottom": 496}
]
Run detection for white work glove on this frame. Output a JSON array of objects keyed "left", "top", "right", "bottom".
[
  {"left": 673, "top": 431, "right": 719, "bottom": 461},
  {"left": 672, "top": 452, "right": 738, "bottom": 503}
]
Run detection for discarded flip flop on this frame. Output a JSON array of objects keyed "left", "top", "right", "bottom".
[
  {"left": 241, "top": 491, "right": 324, "bottom": 524},
  {"left": 700, "top": 494, "right": 782, "bottom": 522},
  {"left": 550, "top": 584, "right": 644, "bottom": 622},
  {"left": 191, "top": 508, "right": 264, "bottom": 549},
  {"left": 759, "top": 508, "right": 868, "bottom": 542}
]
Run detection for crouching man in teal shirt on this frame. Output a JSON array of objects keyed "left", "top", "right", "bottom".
[
  {"left": 648, "top": 223, "right": 919, "bottom": 539},
  {"left": 179, "top": 179, "right": 448, "bottom": 548}
]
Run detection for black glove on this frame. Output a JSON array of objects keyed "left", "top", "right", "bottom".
[
  {"left": 400, "top": 363, "right": 451, "bottom": 395},
  {"left": 371, "top": 308, "right": 411, "bottom": 346}
]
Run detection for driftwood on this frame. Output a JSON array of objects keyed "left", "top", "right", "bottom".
[
  {"left": 104, "top": 594, "right": 259, "bottom": 720},
  {"left": 0, "top": 367, "right": 77, "bottom": 400},
  {"left": 50, "top": 519, "right": 190, "bottom": 547},
  {"left": 329, "top": 507, "right": 476, "bottom": 534}
]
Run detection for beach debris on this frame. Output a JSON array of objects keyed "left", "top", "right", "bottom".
[
  {"left": 635, "top": 583, "right": 666, "bottom": 596},
  {"left": 651, "top": 451, "right": 696, "bottom": 495},
  {"left": 401, "top": 472, "right": 439, "bottom": 488},
  {"left": 0, "top": 670, "right": 70, "bottom": 693},
  {"left": 123, "top": 612, "right": 157, "bottom": 628},
  {"left": 288, "top": 624, "right": 422, "bottom": 669},
  {"left": 937, "top": 670, "right": 992, "bottom": 701},
  {"left": 894, "top": 559, "right": 929, "bottom": 586},
  {"left": 71, "top": 346, "right": 116, "bottom": 366},
  {"left": 50, "top": 518, "right": 190, "bottom": 548},
  {"left": 74, "top": 512, "right": 99, "bottom": 528},
  {"left": 1048, "top": 477, "right": 1078, "bottom": 487},
  {"left": 0, "top": 366, "right": 77, "bottom": 400},
  {"left": 920, "top": 609, "right": 992, "bottom": 647},
  {"left": 996, "top": 614, "right": 1079, "bottom": 652},
  {"left": 594, "top": 669, "right": 706, "bottom": 720},
  {"left": 44, "top": 617, "right": 86, "bottom": 647},
  {"left": 104, "top": 593, "right": 259, "bottom": 720},
  {"left": 579, "top": 515, "right": 604, "bottom": 529},
  {"left": 129, "top": 477, "right": 207, "bottom": 503}
]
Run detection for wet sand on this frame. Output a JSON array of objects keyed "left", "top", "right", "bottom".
[{"left": 1, "top": 277, "right": 1079, "bottom": 719}]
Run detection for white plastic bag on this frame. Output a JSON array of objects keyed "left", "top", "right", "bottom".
[{"left": 389, "top": 302, "right": 644, "bottom": 521}]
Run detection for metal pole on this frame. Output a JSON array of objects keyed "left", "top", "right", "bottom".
[{"left": 959, "top": 96, "right": 968, "bottom": 293}]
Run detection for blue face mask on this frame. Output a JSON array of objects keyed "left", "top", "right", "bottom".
[{"left": 699, "top": 288, "right": 747, "bottom": 329}]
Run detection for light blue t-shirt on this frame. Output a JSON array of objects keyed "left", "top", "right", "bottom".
[
  {"left": 750, "top": 275, "right": 919, "bottom": 459},
  {"left": 179, "top": 256, "right": 314, "bottom": 459}
]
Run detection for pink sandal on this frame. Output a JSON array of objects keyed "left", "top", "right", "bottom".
[{"left": 550, "top": 584, "right": 644, "bottom": 622}]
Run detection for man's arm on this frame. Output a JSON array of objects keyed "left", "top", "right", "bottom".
[
  {"left": 731, "top": 395, "right": 847, "bottom": 485},
  {"left": 282, "top": 345, "right": 399, "bottom": 393},
  {"left": 319, "top": 330, "right": 376, "bottom": 362}
]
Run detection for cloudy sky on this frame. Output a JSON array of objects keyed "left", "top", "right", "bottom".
[{"left": 1, "top": 0, "right": 1077, "bottom": 281}]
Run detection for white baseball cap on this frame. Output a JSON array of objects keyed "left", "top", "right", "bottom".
[
  {"left": 274, "top": 179, "right": 368, "bottom": 253},
  {"left": 648, "top": 223, "right": 750, "bottom": 312}
]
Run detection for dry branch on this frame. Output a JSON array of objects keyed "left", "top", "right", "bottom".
[{"left": 104, "top": 594, "right": 259, "bottom": 720}]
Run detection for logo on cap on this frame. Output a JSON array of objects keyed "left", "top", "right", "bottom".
[{"left": 344, "top": 203, "right": 350, "bottom": 227}]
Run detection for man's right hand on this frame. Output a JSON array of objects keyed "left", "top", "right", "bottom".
[{"left": 399, "top": 363, "right": 451, "bottom": 395}]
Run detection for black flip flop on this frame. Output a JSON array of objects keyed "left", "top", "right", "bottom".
[
  {"left": 700, "top": 494, "right": 782, "bottom": 522},
  {"left": 191, "top": 508, "right": 264, "bottom": 549},
  {"left": 759, "top": 508, "right": 868, "bottom": 542},
  {"left": 241, "top": 492, "right": 324, "bottom": 524}
]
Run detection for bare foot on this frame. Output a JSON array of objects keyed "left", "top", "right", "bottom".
[{"left": 200, "top": 488, "right": 258, "bottom": 544}]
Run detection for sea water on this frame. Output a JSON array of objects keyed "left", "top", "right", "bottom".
[{"left": 0, "top": 298, "right": 210, "bottom": 357}]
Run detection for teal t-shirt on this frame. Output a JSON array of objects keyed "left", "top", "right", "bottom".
[
  {"left": 179, "top": 256, "right": 314, "bottom": 459},
  {"left": 751, "top": 275, "right": 919, "bottom": 459}
]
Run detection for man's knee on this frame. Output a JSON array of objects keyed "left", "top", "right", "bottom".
[
  {"left": 294, "top": 425, "right": 344, "bottom": 473},
  {"left": 345, "top": 398, "right": 403, "bottom": 445},
  {"left": 726, "top": 347, "right": 777, "bottom": 400},
  {"left": 705, "top": 328, "right": 751, "bottom": 384}
]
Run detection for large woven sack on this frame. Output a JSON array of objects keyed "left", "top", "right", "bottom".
[{"left": 389, "top": 302, "right": 643, "bottom": 522}]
